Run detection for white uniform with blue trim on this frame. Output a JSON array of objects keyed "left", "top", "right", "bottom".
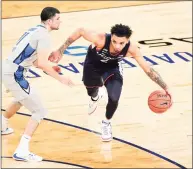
[{"left": 2, "top": 24, "right": 51, "bottom": 115}]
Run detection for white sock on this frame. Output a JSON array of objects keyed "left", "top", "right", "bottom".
[
  {"left": 103, "top": 119, "right": 110, "bottom": 124},
  {"left": 2, "top": 114, "right": 8, "bottom": 131},
  {"left": 17, "top": 134, "right": 31, "bottom": 152}
]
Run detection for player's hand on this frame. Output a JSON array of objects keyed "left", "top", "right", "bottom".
[
  {"left": 165, "top": 88, "right": 173, "bottom": 107},
  {"left": 165, "top": 88, "right": 172, "bottom": 97},
  {"left": 48, "top": 50, "right": 62, "bottom": 63},
  {"left": 60, "top": 77, "right": 74, "bottom": 87}
]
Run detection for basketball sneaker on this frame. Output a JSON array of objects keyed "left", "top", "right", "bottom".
[
  {"left": 101, "top": 120, "right": 112, "bottom": 142},
  {"left": 1, "top": 128, "right": 14, "bottom": 135},
  {"left": 13, "top": 150, "right": 42, "bottom": 162},
  {"left": 88, "top": 87, "right": 105, "bottom": 115},
  {"left": 2, "top": 114, "right": 14, "bottom": 135}
]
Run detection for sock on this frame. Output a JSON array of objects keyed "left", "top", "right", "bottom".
[
  {"left": 17, "top": 134, "right": 31, "bottom": 152},
  {"left": 103, "top": 118, "right": 110, "bottom": 124},
  {"left": 2, "top": 114, "right": 8, "bottom": 131},
  {"left": 2, "top": 114, "right": 8, "bottom": 121}
]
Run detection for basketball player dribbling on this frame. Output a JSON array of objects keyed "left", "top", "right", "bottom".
[
  {"left": 49, "top": 24, "right": 172, "bottom": 141},
  {"left": 2, "top": 7, "right": 74, "bottom": 162}
]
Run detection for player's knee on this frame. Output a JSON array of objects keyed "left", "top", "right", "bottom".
[
  {"left": 31, "top": 108, "right": 48, "bottom": 123},
  {"left": 12, "top": 100, "right": 23, "bottom": 107},
  {"left": 108, "top": 93, "right": 120, "bottom": 103}
]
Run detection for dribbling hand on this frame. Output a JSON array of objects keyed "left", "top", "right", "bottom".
[{"left": 164, "top": 88, "right": 173, "bottom": 108}]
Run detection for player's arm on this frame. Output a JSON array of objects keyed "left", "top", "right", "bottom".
[
  {"left": 35, "top": 50, "right": 61, "bottom": 80},
  {"left": 127, "top": 42, "right": 169, "bottom": 92},
  {"left": 48, "top": 28, "right": 105, "bottom": 63},
  {"left": 58, "top": 28, "right": 105, "bottom": 55},
  {"left": 34, "top": 36, "right": 74, "bottom": 86}
]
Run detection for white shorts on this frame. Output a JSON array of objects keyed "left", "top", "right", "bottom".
[{"left": 2, "top": 60, "right": 45, "bottom": 114}]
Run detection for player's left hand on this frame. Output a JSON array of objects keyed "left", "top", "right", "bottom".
[
  {"left": 165, "top": 88, "right": 171, "bottom": 96},
  {"left": 48, "top": 50, "right": 62, "bottom": 63}
]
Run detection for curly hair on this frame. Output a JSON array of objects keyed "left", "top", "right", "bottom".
[{"left": 111, "top": 24, "right": 132, "bottom": 38}]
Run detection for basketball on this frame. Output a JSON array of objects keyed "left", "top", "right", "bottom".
[{"left": 148, "top": 90, "right": 172, "bottom": 113}]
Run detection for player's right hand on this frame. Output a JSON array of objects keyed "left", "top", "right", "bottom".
[
  {"left": 49, "top": 50, "right": 62, "bottom": 63},
  {"left": 165, "top": 88, "right": 173, "bottom": 108},
  {"left": 60, "top": 77, "right": 74, "bottom": 87}
]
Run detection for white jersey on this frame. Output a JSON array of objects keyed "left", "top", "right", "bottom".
[
  {"left": 4, "top": 24, "right": 51, "bottom": 72},
  {"left": 2, "top": 24, "right": 52, "bottom": 104}
]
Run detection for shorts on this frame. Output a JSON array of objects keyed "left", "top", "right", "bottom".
[
  {"left": 82, "top": 63, "right": 123, "bottom": 87},
  {"left": 2, "top": 63, "right": 45, "bottom": 113}
]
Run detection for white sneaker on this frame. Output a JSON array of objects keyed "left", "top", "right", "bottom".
[
  {"left": 88, "top": 87, "right": 105, "bottom": 115},
  {"left": 2, "top": 115, "right": 14, "bottom": 135},
  {"left": 1, "top": 127, "right": 14, "bottom": 135},
  {"left": 13, "top": 151, "right": 43, "bottom": 162},
  {"left": 101, "top": 120, "right": 112, "bottom": 142}
]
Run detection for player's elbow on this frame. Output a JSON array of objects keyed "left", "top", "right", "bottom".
[
  {"left": 78, "top": 27, "right": 85, "bottom": 36},
  {"left": 36, "top": 61, "right": 47, "bottom": 70}
]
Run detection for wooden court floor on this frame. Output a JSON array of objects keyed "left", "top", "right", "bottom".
[{"left": 1, "top": 1, "right": 192, "bottom": 168}]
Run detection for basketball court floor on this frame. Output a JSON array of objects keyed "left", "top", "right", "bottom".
[{"left": 1, "top": 1, "right": 192, "bottom": 168}]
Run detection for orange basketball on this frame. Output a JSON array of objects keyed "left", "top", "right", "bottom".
[{"left": 148, "top": 90, "right": 172, "bottom": 113}]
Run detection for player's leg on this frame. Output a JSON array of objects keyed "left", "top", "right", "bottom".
[
  {"left": 101, "top": 77, "right": 122, "bottom": 141},
  {"left": 3, "top": 101, "right": 22, "bottom": 118},
  {"left": 105, "top": 78, "right": 122, "bottom": 120},
  {"left": 101, "top": 66, "right": 123, "bottom": 141},
  {"left": 2, "top": 101, "right": 22, "bottom": 135},
  {"left": 1, "top": 72, "right": 24, "bottom": 135},
  {"left": 83, "top": 64, "right": 105, "bottom": 114},
  {"left": 13, "top": 87, "right": 47, "bottom": 162},
  {"left": 2, "top": 69, "right": 44, "bottom": 161}
]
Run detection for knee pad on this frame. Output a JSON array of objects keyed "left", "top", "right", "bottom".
[{"left": 31, "top": 108, "right": 48, "bottom": 123}]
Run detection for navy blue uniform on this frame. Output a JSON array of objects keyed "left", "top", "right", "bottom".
[{"left": 83, "top": 34, "right": 130, "bottom": 87}]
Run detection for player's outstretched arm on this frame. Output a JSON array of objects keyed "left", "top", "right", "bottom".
[
  {"left": 49, "top": 28, "right": 105, "bottom": 63},
  {"left": 34, "top": 38, "right": 74, "bottom": 87},
  {"left": 127, "top": 42, "right": 170, "bottom": 94},
  {"left": 59, "top": 28, "right": 104, "bottom": 55}
]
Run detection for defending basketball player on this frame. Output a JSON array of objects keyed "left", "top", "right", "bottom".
[
  {"left": 2, "top": 7, "right": 74, "bottom": 162},
  {"left": 49, "top": 24, "right": 172, "bottom": 141}
]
